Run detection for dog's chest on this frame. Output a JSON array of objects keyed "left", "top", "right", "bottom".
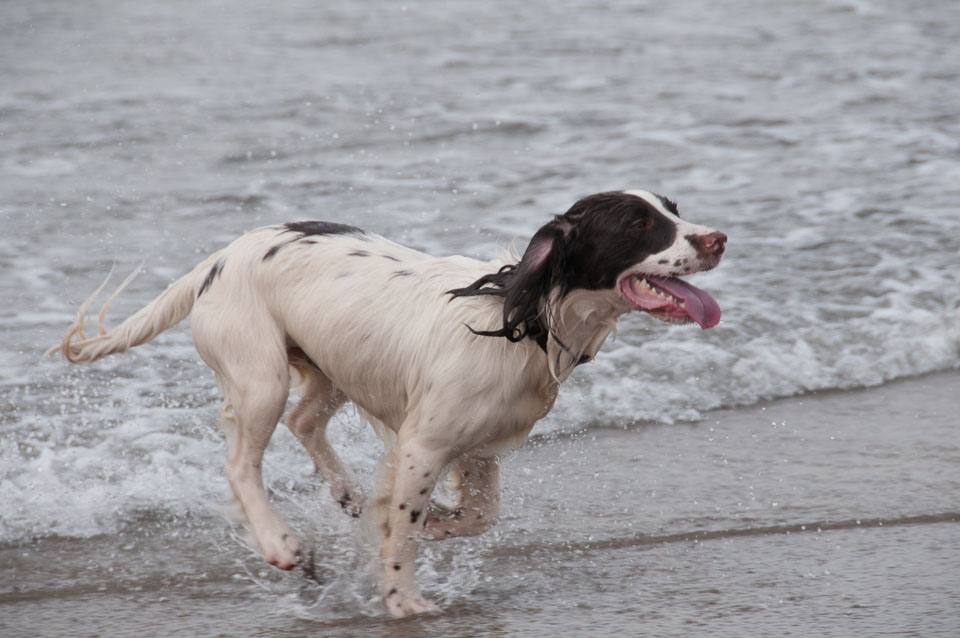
[{"left": 466, "top": 375, "right": 559, "bottom": 458}]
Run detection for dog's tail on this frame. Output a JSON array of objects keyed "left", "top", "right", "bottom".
[{"left": 46, "top": 252, "right": 224, "bottom": 364}]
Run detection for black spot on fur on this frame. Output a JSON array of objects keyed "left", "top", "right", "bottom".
[
  {"left": 410, "top": 509, "right": 421, "bottom": 524},
  {"left": 263, "top": 241, "right": 294, "bottom": 261},
  {"left": 263, "top": 221, "right": 364, "bottom": 261},
  {"left": 390, "top": 270, "right": 413, "bottom": 279},
  {"left": 447, "top": 191, "right": 678, "bottom": 345},
  {"left": 393, "top": 563, "right": 402, "bottom": 571},
  {"left": 658, "top": 259, "right": 669, "bottom": 265},
  {"left": 349, "top": 250, "right": 370, "bottom": 257},
  {"left": 399, "top": 503, "right": 407, "bottom": 510},
  {"left": 382, "top": 254, "right": 402, "bottom": 262},
  {"left": 388, "top": 587, "right": 398, "bottom": 597},
  {"left": 284, "top": 221, "right": 364, "bottom": 237},
  {"left": 197, "top": 258, "right": 225, "bottom": 298},
  {"left": 419, "top": 487, "right": 429, "bottom": 495}
]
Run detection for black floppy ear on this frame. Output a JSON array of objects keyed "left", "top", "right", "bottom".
[
  {"left": 491, "top": 216, "right": 571, "bottom": 341},
  {"left": 514, "top": 218, "right": 565, "bottom": 286},
  {"left": 447, "top": 216, "right": 571, "bottom": 342}
]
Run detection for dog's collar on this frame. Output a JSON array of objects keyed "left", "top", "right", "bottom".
[
  {"left": 532, "top": 331, "right": 591, "bottom": 366},
  {"left": 534, "top": 330, "right": 548, "bottom": 353}
]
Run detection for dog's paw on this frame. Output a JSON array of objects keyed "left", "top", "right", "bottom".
[
  {"left": 334, "top": 488, "right": 364, "bottom": 518},
  {"left": 423, "top": 503, "right": 464, "bottom": 540},
  {"left": 385, "top": 587, "right": 440, "bottom": 618},
  {"left": 261, "top": 531, "right": 303, "bottom": 570}
]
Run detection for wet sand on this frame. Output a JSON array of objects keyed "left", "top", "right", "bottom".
[{"left": 2, "top": 371, "right": 958, "bottom": 637}]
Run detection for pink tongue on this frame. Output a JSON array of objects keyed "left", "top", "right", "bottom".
[{"left": 649, "top": 276, "right": 721, "bottom": 329}]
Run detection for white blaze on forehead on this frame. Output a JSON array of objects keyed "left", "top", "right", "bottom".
[
  {"left": 623, "top": 189, "right": 679, "bottom": 221},
  {"left": 622, "top": 189, "right": 716, "bottom": 237}
]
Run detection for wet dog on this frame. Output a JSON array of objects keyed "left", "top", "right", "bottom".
[{"left": 50, "top": 189, "right": 726, "bottom": 617}]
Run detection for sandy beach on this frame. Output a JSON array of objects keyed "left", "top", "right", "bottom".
[{"left": 3, "top": 371, "right": 957, "bottom": 637}]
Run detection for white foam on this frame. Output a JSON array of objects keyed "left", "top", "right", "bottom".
[{"left": 5, "top": 218, "right": 959, "bottom": 542}]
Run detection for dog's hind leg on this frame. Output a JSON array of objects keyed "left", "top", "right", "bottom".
[
  {"left": 287, "top": 358, "right": 363, "bottom": 517},
  {"left": 218, "top": 366, "right": 302, "bottom": 570},
  {"left": 423, "top": 456, "right": 500, "bottom": 541},
  {"left": 195, "top": 307, "right": 301, "bottom": 570}
]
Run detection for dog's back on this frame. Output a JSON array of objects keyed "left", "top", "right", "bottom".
[{"left": 190, "top": 224, "right": 553, "bottom": 440}]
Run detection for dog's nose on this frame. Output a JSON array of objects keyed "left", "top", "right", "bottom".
[
  {"left": 687, "top": 231, "right": 727, "bottom": 257},
  {"left": 701, "top": 231, "right": 727, "bottom": 256}
]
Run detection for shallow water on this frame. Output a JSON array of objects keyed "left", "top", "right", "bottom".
[
  {"left": 2, "top": 373, "right": 958, "bottom": 636},
  {"left": 1, "top": 0, "right": 959, "bottom": 633}
]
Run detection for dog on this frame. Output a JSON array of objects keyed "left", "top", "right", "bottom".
[{"left": 50, "top": 189, "right": 726, "bottom": 617}]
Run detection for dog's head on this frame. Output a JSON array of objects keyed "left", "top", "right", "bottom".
[
  {"left": 450, "top": 190, "right": 726, "bottom": 350},
  {"left": 548, "top": 189, "right": 726, "bottom": 329}
]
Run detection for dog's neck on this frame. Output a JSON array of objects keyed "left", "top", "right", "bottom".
[{"left": 539, "top": 288, "right": 631, "bottom": 382}]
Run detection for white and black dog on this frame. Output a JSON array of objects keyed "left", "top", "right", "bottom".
[{"left": 50, "top": 189, "right": 726, "bottom": 617}]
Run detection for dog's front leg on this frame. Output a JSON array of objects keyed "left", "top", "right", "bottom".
[{"left": 380, "top": 438, "right": 451, "bottom": 617}]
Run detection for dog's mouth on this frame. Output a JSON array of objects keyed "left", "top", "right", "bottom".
[{"left": 618, "top": 274, "right": 721, "bottom": 329}]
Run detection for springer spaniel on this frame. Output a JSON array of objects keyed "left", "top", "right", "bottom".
[{"left": 50, "top": 189, "right": 726, "bottom": 617}]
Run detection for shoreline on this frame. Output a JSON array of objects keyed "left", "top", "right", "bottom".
[{"left": 2, "top": 369, "right": 958, "bottom": 637}]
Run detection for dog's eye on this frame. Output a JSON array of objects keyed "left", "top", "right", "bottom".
[{"left": 630, "top": 218, "right": 655, "bottom": 232}]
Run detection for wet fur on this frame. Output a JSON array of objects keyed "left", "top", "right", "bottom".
[{"left": 48, "top": 190, "right": 725, "bottom": 617}]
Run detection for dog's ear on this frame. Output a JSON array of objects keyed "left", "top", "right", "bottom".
[
  {"left": 494, "top": 216, "right": 572, "bottom": 340},
  {"left": 515, "top": 216, "right": 568, "bottom": 283},
  {"left": 447, "top": 215, "right": 572, "bottom": 342}
]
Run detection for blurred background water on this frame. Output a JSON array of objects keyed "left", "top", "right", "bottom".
[{"left": 1, "top": 1, "right": 958, "bottom": 632}]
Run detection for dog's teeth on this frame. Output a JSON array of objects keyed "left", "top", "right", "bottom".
[{"left": 633, "top": 276, "right": 682, "bottom": 304}]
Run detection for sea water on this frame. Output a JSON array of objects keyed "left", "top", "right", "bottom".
[{"left": 1, "top": 0, "right": 958, "bottom": 567}]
